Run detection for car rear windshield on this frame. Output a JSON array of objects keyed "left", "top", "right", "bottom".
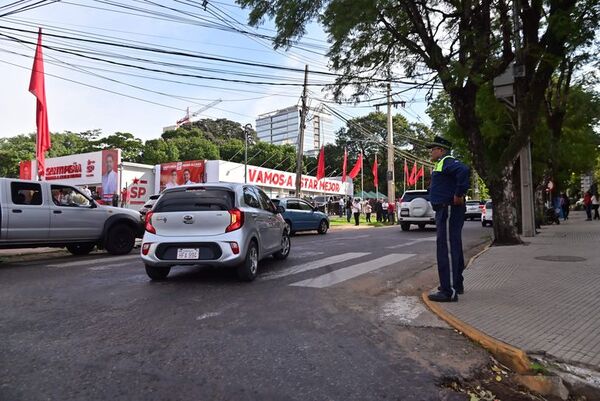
[
  {"left": 154, "top": 188, "right": 234, "bottom": 212},
  {"left": 466, "top": 200, "right": 481, "bottom": 205},
  {"left": 402, "top": 192, "right": 430, "bottom": 202},
  {"left": 485, "top": 201, "right": 493, "bottom": 209}
]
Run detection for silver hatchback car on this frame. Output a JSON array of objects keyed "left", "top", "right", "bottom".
[{"left": 141, "top": 183, "right": 290, "bottom": 281}]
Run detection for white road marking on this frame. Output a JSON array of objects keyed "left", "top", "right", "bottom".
[
  {"left": 47, "top": 254, "right": 139, "bottom": 268},
  {"left": 196, "top": 312, "right": 222, "bottom": 321},
  {"left": 289, "top": 253, "right": 415, "bottom": 288},
  {"left": 260, "top": 252, "right": 369, "bottom": 281},
  {"left": 385, "top": 236, "right": 436, "bottom": 249}
]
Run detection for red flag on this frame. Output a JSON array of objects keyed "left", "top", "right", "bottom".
[
  {"left": 404, "top": 160, "right": 409, "bottom": 183},
  {"left": 29, "top": 28, "right": 51, "bottom": 179},
  {"left": 415, "top": 165, "right": 424, "bottom": 183},
  {"left": 408, "top": 162, "right": 417, "bottom": 186},
  {"left": 316, "top": 146, "right": 325, "bottom": 180},
  {"left": 342, "top": 147, "right": 348, "bottom": 183},
  {"left": 372, "top": 154, "right": 378, "bottom": 188},
  {"left": 348, "top": 151, "right": 363, "bottom": 179}
]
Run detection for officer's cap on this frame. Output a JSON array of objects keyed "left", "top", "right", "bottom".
[{"left": 426, "top": 135, "right": 452, "bottom": 150}]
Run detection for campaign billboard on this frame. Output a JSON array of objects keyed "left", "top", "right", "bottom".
[
  {"left": 159, "top": 160, "right": 205, "bottom": 191},
  {"left": 206, "top": 160, "right": 350, "bottom": 195},
  {"left": 19, "top": 160, "right": 32, "bottom": 180}
]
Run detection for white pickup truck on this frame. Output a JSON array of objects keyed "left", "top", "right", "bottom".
[{"left": 0, "top": 178, "right": 143, "bottom": 255}]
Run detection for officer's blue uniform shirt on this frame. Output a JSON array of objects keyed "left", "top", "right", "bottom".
[{"left": 429, "top": 155, "right": 470, "bottom": 205}]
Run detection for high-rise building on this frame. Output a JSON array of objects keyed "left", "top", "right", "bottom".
[{"left": 255, "top": 105, "right": 334, "bottom": 156}]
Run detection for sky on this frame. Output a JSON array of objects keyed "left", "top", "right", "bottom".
[{"left": 0, "top": 0, "right": 433, "bottom": 141}]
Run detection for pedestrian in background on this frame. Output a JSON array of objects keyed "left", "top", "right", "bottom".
[
  {"left": 352, "top": 198, "right": 362, "bottom": 226},
  {"left": 382, "top": 200, "right": 389, "bottom": 222},
  {"left": 375, "top": 199, "right": 383, "bottom": 222},
  {"left": 592, "top": 192, "right": 600, "bottom": 220},
  {"left": 338, "top": 197, "right": 344, "bottom": 217},
  {"left": 346, "top": 197, "right": 353, "bottom": 223},
  {"left": 560, "top": 193, "right": 570, "bottom": 221},
  {"left": 364, "top": 200, "right": 372, "bottom": 223},
  {"left": 426, "top": 136, "right": 470, "bottom": 303},
  {"left": 387, "top": 201, "right": 395, "bottom": 224},
  {"left": 584, "top": 191, "right": 592, "bottom": 221}
]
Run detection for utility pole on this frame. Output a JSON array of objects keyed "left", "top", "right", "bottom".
[
  {"left": 244, "top": 123, "right": 252, "bottom": 183},
  {"left": 513, "top": 0, "right": 535, "bottom": 237},
  {"left": 295, "top": 65, "right": 309, "bottom": 196},
  {"left": 386, "top": 82, "right": 395, "bottom": 203}
]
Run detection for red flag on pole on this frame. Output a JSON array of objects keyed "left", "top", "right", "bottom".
[
  {"left": 348, "top": 152, "right": 363, "bottom": 179},
  {"left": 408, "top": 161, "right": 417, "bottom": 186},
  {"left": 404, "top": 160, "right": 409, "bottom": 183},
  {"left": 342, "top": 147, "right": 347, "bottom": 183},
  {"left": 29, "top": 28, "right": 51, "bottom": 179},
  {"left": 316, "top": 146, "right": 325, "bottom": 180},
  {"left": 372, "top": 154, "right": 378, "bottom": 188},
  {"left": 415, "top": 165, "right": 424, "bottom": 182}
]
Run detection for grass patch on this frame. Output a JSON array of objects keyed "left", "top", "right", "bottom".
[{"left": 329, "top": 215, "right": 395, "bottom": 228}]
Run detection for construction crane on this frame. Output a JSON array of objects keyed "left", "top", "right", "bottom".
[{"left": 176, "top": 99, "right": 222, "bottom": 127}]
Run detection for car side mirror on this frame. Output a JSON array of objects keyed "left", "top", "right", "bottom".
[{"left": 276, "top": 206, "right": 285, "bottom": 214}]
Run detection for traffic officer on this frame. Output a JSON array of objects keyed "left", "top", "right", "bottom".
[{"left": 426, "top": 136, "right": 470, "bottom": 302}]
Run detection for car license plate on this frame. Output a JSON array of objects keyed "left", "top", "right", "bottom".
[{"left": 177, "top": 248, "right": 199, "bottom": 260}]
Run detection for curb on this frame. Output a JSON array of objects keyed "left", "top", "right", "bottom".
[
  {"left": 421, "top": 292, "right": 532, "bottom": 373},
  {"left": 421, "top": 242, "right": 533, "bottom": 374}
]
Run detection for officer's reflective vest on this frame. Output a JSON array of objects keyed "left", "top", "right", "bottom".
[{"left": 434, "top": 155, "right": 454, "bottom": 172}]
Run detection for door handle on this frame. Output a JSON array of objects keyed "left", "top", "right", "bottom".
[
  {"left": 12, "top": 209, "right": 22, "bottom": 213},
  {"left": 53, "top": 210, "right": 62, "bottom": 214}
]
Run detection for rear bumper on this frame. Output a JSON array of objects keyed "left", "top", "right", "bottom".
[
  {"left": 140, "top": 232, "right": 247, "bottom": 267},
  {"left": 398, "top": 216, "right": 435, "bottom": 223},
  {"left": 465, "top": 211, "right": 482, "bottom": 218}
]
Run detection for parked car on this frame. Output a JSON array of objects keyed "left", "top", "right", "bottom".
[
  {"left": 141, "top": 183, "right": 290, "bottom": 281},
  {"left": 481, "top": 200, "right": 493, "bottom": 226},
  {"left": 0, "top": 178, "right": 142, "bottom": 255},
  {"left": 138, "top": 194, "right": 160, "bottom": 221},
  {"left": 271, "top": 197, "right": 329, "bottom": 235},
  {"left": 398, "top": 190, "right": 435, "bottom": 231},
  {"left": 465, "top": 200, "right": 484, "bottom": 221}
]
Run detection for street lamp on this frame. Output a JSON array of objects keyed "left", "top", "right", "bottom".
[{"left": 244, "top": 123, "right": 252, "bottom": 183}]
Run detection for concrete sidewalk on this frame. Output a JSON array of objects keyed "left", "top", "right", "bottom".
[{"left": 429, "top": 211, "right": 600, "bottom": 377}]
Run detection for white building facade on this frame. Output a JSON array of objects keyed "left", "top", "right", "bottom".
[{"left": 255, "top": 105, "right": 334, "bottom": 156}]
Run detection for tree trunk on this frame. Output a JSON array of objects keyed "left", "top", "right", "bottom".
[{"left": 489, "top": 164, "right": 522, "bottom": 245}]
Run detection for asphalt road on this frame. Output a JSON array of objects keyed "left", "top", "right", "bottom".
[{"left": 1, "top": 221, "right": 492, "bottom": 401}]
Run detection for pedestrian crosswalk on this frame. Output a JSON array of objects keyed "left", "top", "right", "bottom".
[
  {"left": 260, "top": 252, "right": 369, "bottom": 281},
  {"left": 288, "top": 253, "right": 415, "bottom": 288},
  {"left": 42, "top": 250, "right": 418, "bottom": 290}
]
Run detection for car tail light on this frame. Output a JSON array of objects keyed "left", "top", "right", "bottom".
[
  {"left": 145, "top": 211, "right": 156, "bottom": 234},
  {"left": 226, "top": 208, "right": 244, "bottom": 232},
  {"left": 141, "top": 243, "right": 152, "bottom": 255},
  {"left": 228, "top": 242, "right": 240, "bottom": 254}
]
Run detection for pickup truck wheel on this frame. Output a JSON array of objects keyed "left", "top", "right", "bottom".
[
  {"left": 105, "top": 223, "right": 135, "bottom": 255},
  {"left": 145, "top": 264, "right": 171, "bottom": 281},
  {"left": 237, "top": 241, "right": 259, "bottom": 281},
  {"left": 401, "top": 223, "right": 411, "bottom": 231},
  {"left": 66, "top": 242, "right": 95, "bottom": 256}
]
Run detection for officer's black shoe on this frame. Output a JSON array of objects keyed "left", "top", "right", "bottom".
[
  {"left": 438, "top": 286, "right": 464, "bottom": 295},
  {"left": 428, "top": 291, "right": 458, "bottom": 302}
]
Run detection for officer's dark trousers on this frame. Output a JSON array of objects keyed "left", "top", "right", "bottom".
[{"left": 433, "top": 204, "right": 466, "bottom": 296}]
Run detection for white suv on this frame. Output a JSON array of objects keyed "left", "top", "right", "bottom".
[
  {"left": 398, "top": 190, "right": 435, "bottom": 231},
  {"left": 481, "top": 200, "right": 493, "bottom": 226}
]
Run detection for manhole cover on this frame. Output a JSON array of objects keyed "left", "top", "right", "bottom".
[{"left": 535, "top": 255, "right": 587, "bottom": 262}]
